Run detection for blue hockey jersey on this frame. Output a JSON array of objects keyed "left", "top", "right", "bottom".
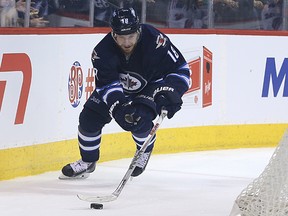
[{"left": 91, "top": 24, "right": 190, "bottom": 106}]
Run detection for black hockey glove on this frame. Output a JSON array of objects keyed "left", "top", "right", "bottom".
[
  {"left": 153, "top": 85, "right": 183, "bottom": 119},
  {"left": 112, "top": 102, "right": 145, "bottom": 132}
]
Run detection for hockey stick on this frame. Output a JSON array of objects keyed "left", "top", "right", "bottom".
[{"left": 77, "top": 109, "right": 168, "bottom": 203}]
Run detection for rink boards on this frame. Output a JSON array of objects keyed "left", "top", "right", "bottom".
[{"left": 1, "top": 28, "right": 288, "bottom": 180}]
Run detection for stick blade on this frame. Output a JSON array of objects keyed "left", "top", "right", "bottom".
[{"left": 77, "top": 194, "right": 118, "bottom": 203}]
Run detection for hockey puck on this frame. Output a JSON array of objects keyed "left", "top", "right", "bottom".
[{"left": 90, "top": 203, "right": 103, "bottom": 209}]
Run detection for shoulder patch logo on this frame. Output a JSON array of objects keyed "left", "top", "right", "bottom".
[
  {"left": 91, "top": 50, "right": 100, "bottom": 60},
  {"left": 156, "top": 33, "right": 167, "bottom": 49}
]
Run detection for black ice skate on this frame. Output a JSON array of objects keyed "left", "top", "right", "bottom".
[
  {"left": 131, "top": 150, "right": 152, "bottom": 177},
  {"left": 59, "top": 159, "right": 96, "bottom": 180}
]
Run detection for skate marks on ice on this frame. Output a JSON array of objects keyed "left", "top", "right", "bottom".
[{"left": 0, "top": 148, "right": 273, "bottom": 216}]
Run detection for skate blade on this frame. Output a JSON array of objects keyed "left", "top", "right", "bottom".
[{"left": 58, "top": 173, "right": 90, "bottom": 180}]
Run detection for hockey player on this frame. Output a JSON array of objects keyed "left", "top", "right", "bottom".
[{"left": 60, "top": 7, "right": 190, "bottom": 179}]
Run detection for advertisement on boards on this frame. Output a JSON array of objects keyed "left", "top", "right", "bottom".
[
  {"left": 1, "top": 33, "right": 288, "bottom": 150},
  {"left": 183, "top": 46, "right": 212, "bottom": 108}
]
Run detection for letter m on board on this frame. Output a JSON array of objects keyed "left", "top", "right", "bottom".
[
  {"left": 262, "top": 58, "right": 288, "bottom": 97},
  {"left": 0, "top": 53, "right": 32, "bottom": 124}
]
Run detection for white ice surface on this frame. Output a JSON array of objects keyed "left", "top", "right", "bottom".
[{"left": 0, "top": 148, "right": 275, "bottom": 216}]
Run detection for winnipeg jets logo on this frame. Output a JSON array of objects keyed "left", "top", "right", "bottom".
[
  {"left": 119, "top": 72, "right": 147, "bottom": 93},
  {"left": 91, "top": 50, "right": 100, "bottom": 60},
  {"left": 120, "top": 74, "right": 137, "bottom": 89},
  {"left": 156, "top": 33, "right": 167, "bottom": 49}
]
